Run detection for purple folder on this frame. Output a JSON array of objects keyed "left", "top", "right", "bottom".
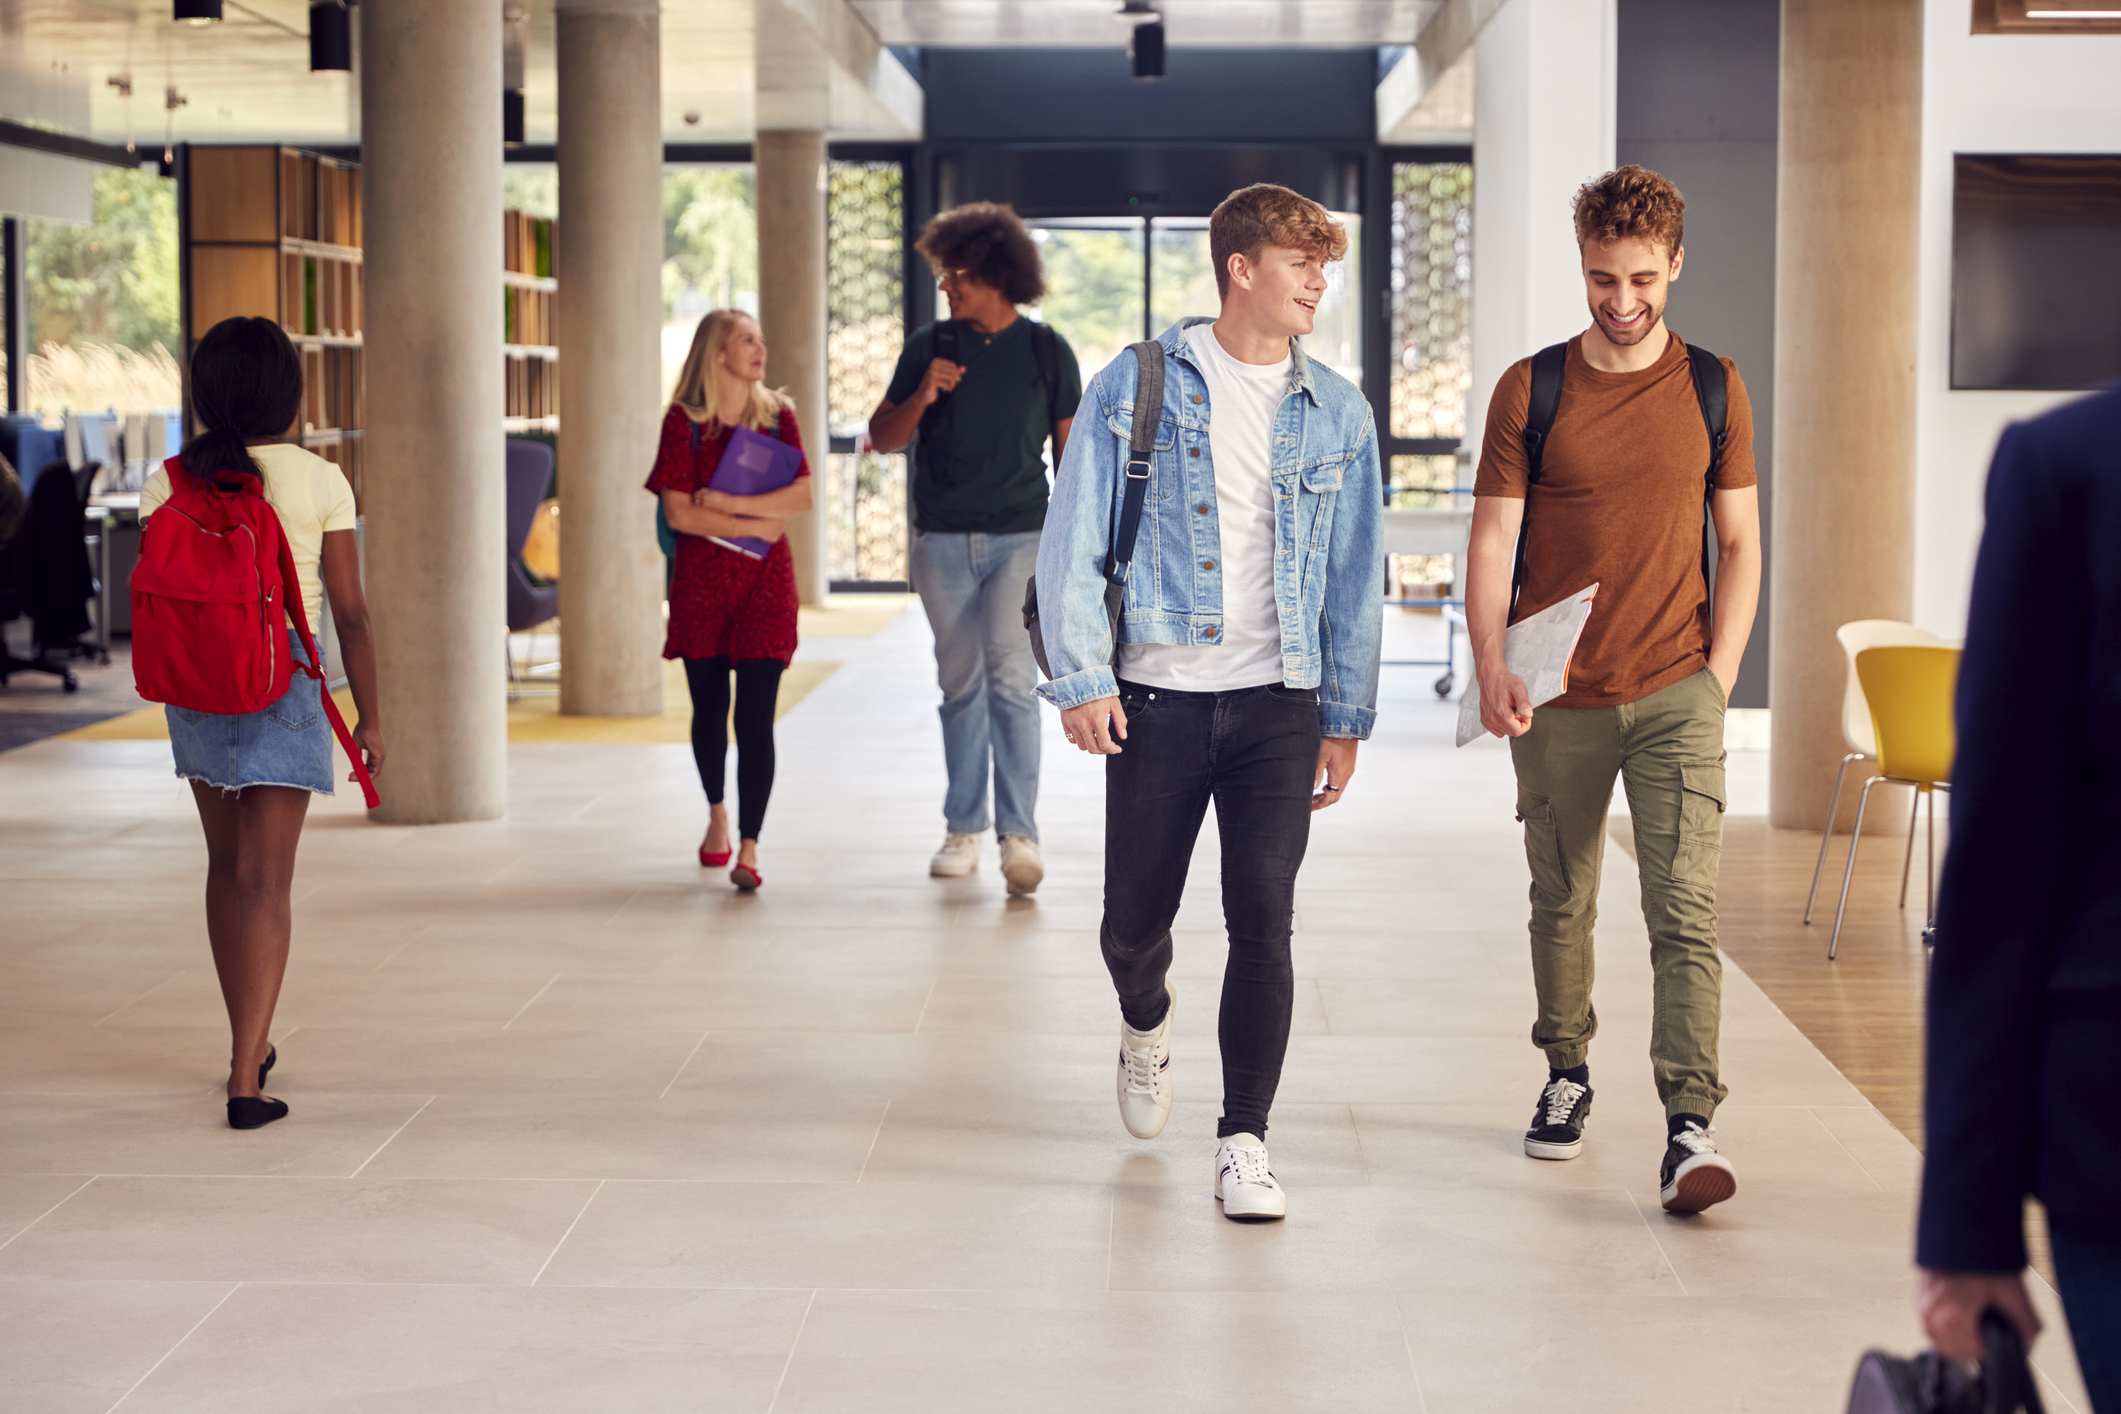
[{"left": 707, "top": 424, "right": 804, "bottom": 560}]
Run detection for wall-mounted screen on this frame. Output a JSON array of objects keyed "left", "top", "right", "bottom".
[{"left": 1952, "top": 155, "right": 2121, "bottom": 390}]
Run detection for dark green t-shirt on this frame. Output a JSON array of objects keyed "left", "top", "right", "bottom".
[{"left": 886, "top": 317, "right": 1083, "bottom": 534}]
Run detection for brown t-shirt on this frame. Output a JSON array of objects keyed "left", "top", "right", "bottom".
[{"left": 1474, "top": 332, "right": 1755, "bottom": 709}]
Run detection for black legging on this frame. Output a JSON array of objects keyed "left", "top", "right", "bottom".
[{"left": 682, "top": 656, "right": 783, "bottom": 841}]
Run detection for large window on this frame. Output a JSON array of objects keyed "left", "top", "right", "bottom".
[
  {"left": 660, "top": 164, "right": 759, "bottom": 399},
  {"left": 12, "top": 167, "right": 181, "bottom": 421},
  {"left": 825, "top": 158, "right": 906, "bottom": 587}
]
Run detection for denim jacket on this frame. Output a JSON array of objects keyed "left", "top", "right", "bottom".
[{"left": 1033, "top": 317, "right": 1383, "bottom": 739}]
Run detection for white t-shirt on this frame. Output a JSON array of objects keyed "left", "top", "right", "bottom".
[
  {"left": 141, "top": 442, "right": 357, "bottom": 633},
  {"left": 1119, "top": 323, "right": 1288, "bottom": 692}
]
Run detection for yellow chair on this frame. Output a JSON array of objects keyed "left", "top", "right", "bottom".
[
  {"left": 1803, "top": 619, "right": 1944, "bottom": 924},
  {"left": 1827, "top": 645, "right": 1959, "bottom": 960}
]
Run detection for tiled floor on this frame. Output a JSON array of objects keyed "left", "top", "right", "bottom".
[{"left": 0, "top": 607, "right": 2091, "bottom": 1412}]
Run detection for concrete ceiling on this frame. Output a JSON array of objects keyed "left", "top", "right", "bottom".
[
  {"left": 849, "top": 1, "right": 1443, "bottom": 46},
  {"left": 0, "top": 0, "right": 920, "bottom": 147}
]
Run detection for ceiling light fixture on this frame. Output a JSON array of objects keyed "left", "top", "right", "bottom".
[
  {"left": 1131, "top": 20, "right": 1166, "bottom": 80},
  {"left": 504, "top": 89, "right": 526, "bottom": 146},
  {"left": 310, "top": 1, "right": 352, "bottom": 71},
  {"left": 174, "top": 0, "right": 223, "bottom": 23},
  {"left": 1115, "top": 0, "right": 1161, "bottom": 21}
]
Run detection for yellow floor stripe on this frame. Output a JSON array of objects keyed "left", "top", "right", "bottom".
[
  {"left": 506, "top": 658, "right": 836, "bottom": 742},
  {"left": 53, "top": 596, "right": 903, "bottom": 745},
  {"left": 58, "top": 661, "right": 838, "bottom": 745}
]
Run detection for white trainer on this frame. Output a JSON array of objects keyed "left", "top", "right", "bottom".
[
  {"left": 1214, "top": 1133, "right": 1287, "bottom": 1222},
  {"left": 1116, "top": 980, "right": 1177, "bottom": 1139},
  {"left": 998, "top": 834, "right": 1043, "bottom": 895},
  {"left": 929, "top": 832, "right": 980, "bottom": 878}
]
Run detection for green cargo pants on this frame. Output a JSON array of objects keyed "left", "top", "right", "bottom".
[{"left": 1508, "top": 666, "right": 1730, "bottom": 1121}]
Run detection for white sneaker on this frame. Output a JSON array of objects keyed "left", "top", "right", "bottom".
[
  {"left": 998, "top": 834, "right": 1043, "bottom": 895},
  {"left": 929, "top": 832, "right": 980, "bottom": 878},
  {"left": 1214, "top": 1133, "right": 1287, "bottom": 1222},
  {"left": 1116, "top": 980, "right": 1176, "bottom": 1139}
]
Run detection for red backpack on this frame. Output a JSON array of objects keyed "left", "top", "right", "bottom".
[{"left": 132, "top": 455, "right": 379, "bottom": 808}]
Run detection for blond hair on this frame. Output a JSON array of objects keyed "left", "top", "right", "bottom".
[
  {"left": 670, "top": 309, "right": 785, "bottom": 431},
  {"left": 1209, "top": 184, "right": 1350, "bottom": 301}
]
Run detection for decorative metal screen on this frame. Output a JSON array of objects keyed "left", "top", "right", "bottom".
[
  {"left": 826, "top": 159, "right": 907, "bottom": 584},
  {"left": 1388, "top": 161, "right": 1474, "bottom": 460}
]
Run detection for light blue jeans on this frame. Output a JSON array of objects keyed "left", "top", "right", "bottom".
[{"left": 911, "top": 528, "right": 1043, "bottom": 841}]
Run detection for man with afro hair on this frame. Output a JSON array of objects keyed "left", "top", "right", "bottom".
[{"left": 872, "top": 202, "right": 1083, "bottom": 894}]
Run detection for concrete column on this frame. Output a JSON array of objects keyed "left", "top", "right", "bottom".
[
  {"left": 557, "top": 0, "right": 666, "bottom": 716},
  {"left": 360, "top": 0, "right": 505, "bottom": 823},
  {"left": 1467, "top": 0, "right": 1617, "bottom": 442},
  {"left": 754, "top": 129, "right": 829, "bottom": 605},
  {"left": 1767, "top": 0, "right": 1922, "bottom": 831}
]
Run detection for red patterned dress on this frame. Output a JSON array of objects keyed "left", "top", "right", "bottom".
[{"left": 644, "top": 402, "right": 808, "bottom": 664}]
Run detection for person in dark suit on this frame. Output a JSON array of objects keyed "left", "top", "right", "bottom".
[{"left": 1917, "top": 385, "right": 2121, "bottom": 1409}]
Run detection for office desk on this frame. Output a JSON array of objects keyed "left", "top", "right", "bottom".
[{"left": 86, "top": 493, "right": 142, "bottom": 652}]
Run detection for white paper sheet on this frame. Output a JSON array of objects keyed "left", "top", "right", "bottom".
[{"left": 1456, "top": 583, "right": 1600, "bottom": 747}]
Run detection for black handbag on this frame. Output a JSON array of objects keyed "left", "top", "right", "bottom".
[
  {"left": 1023, "top": 339, "right": 1163, "bottom": 680},
  {"left": 1847, "top": 1312, "right": 2046, "bottom": 1414}
]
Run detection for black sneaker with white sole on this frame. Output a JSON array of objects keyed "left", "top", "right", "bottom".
[
  {"left": 1523, "top": 1076, "right": 1593, "bottom": 1160},
  {"left": 1659, "top": 1117, "right": 1738, "bottom": 1213}
]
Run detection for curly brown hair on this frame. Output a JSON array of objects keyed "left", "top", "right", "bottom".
[
  {"left": 915, "top": 202, "right": 1046, "bottom": 306},
  {"left": 1572, "top": 165, "right": 1686, "bottom": 255},
  {"left": 1209, "top": 184, "right": 1349, "bottom": 300}
]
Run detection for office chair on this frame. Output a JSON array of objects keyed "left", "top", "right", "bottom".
[
  {"left": 0, "top": 457, "right": 83, "bottom": 692},
  {"left": 505, "top": 438, "right": 559, "bottom": 697}
]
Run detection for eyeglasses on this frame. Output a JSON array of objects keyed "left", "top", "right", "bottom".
[{"left": 937, "top": 269, "right": 972, "bottom": 288}]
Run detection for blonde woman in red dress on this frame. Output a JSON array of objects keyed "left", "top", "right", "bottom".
[{"left": 645, "top": 309, "right": 811, "bottom": 890}]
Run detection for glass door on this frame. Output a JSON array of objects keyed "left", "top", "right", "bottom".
[{"left": 1025, "top": 218, "right": 1146, "bottom": 379}]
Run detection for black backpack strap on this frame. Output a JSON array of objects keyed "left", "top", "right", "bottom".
[
  {"left": 1511, "top": 342, "right": 1569, "bottom": 611},
  {"left": 1103, "top": 340, "right": 1163, "bottom": 586},
  {"left": 1684, "top": 342, "right": 1729, "bottom": 488},
  {"left": 1031, "top": 321, "right": 1061, "bottom": 435},
  {"left": 1684, "top": 342, "right": 1730, "bottom": 594}
]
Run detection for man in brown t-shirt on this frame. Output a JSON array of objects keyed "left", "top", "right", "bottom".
[{"left": 1465, "top": 166, "right": 1762, "bottom": 1215}]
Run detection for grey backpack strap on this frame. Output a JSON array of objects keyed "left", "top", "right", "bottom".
[
  {"left": 1103, "top": 340, "right": 1163, "bottom": 584},
  {"left": 1024, "top": 341, "right": 1164, "bottom": 680}
]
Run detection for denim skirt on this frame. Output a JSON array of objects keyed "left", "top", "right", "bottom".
[{"left": 167, "top": 631, "right": 335, "bottom": 795}]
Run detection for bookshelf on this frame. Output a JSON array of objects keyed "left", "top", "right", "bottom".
[
  {"left": 181, "top": 145, "right": 365, "bottom": 501},
  {"left": 503, "top": 208, "right": 558, "bottom": 434}
]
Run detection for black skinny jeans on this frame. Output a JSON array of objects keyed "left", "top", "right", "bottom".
[
  {"left": 683, "top": 656, "right": 783, "bottom": 841},
  {"left": 1101, "top": 678, "right": 1321, "bottom": 1140}
]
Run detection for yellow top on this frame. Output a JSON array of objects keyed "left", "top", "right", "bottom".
[{"left": 141, "top": 442, "right": 357, "bottom": 633}]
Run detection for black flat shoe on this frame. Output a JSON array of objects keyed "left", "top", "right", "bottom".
[
  {"left": 259, "top": 1045, "right": 277, "bottom": 1089},
  {"left": 227, "top": 1096, "right": 289, "bottom": 1130}
]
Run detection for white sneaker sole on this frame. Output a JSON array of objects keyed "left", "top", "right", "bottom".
[
  {"left": 1660, "top": 1154, "right": 1738, "bottom": 1213},
  {"left": 1216, "top": 1186, "right": 1287, "bottom": 1222},
  {"left": 929, "top": 856, "right": 977, "bottom": 878},
  {"left": 1524, "top": 1135, "right": 1584, "bottom": 1161}
]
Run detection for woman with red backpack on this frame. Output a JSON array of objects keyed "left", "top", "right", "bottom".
[{"left": 136, "top": 316, "right": 385, "bottom": 1130}]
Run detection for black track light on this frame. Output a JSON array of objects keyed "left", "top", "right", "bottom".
[
  {"left": 174, "top": 0, "right": 222, "bottom": 23},
  {"left": 1131, "top": 20, "right": 1166, "bottom": 80},
  {"left": 504, "top": 89, "right": 526, "bottom": 146},
  {"left": 310, "top": 2, "right": 352, "bottom": 71}
]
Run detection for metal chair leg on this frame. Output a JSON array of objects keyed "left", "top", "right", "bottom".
[
  {"left": 1898, "top": 783, "right": 1921, "bottom": 907},
  {"left": 1829, "top": 776, "right": 1881, "bottom": 960},
  {"left": 1804, "top": 753, "right": 1864, "bottom": 924},
  {"left": 1923, "top": 787, "right": 1938, "bottom": 946}
]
